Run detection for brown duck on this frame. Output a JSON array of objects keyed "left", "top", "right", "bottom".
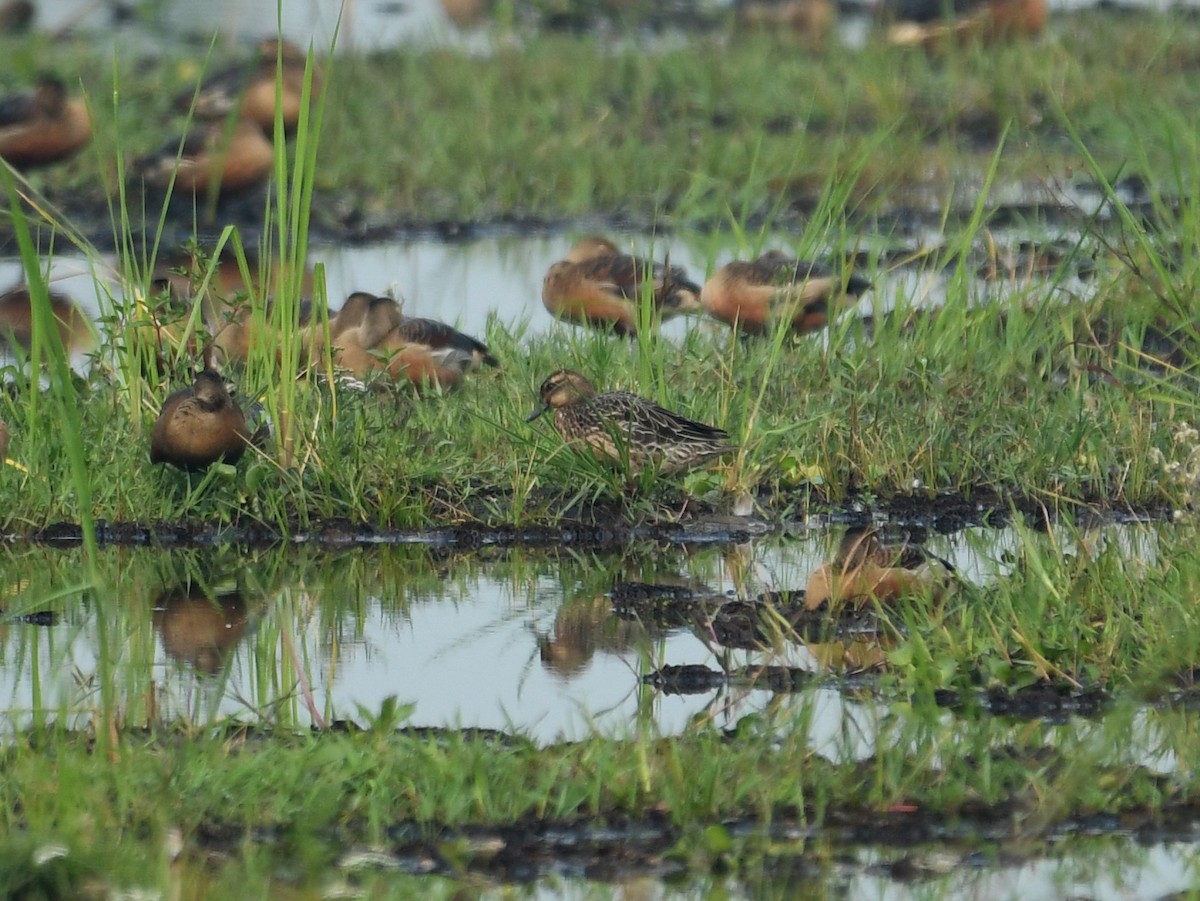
[
  {"left": 735, "top": 0, "right": 835, "bottom": 45},
  {"left": 137, "top": 117, "right": 274, "bottom": 197},
  {"left": 0, "top": 285, "right": 94, "bottom": 354},
  {"left": 151, "top": 245, "right": 316, "bottom": 365},
  {"left": 701, "top": 250, "right": 871, "bottom": 336},
  {"left": 885, "top": 0, "right": 1047, "bottom": 48},
  {"left": 329, "top": 292, "right": 497, "bottom": 390},
  {"left": 0, "top": 75, "right": 92, "bottom": 169},
  {"left": 180, "top": 37, "right": 321, "bottom": 136},
  {"left": 542, "top": 236, "right": 702, "bottom": 337},
  {"left": 0, "top": 0, "right": 35, "bottom": 33},
  {"left": 149, "top": 370, "right": 249, "bottom": 471}
]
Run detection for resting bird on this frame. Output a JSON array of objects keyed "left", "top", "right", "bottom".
[
  {"left": 149, "top": 370, "right": 249, "bottom": 471},
  {"left": 329, "top": 292, "right": 497, "bottom": 390},
  {"left": 542, "top": 236, "right": 702, "bottom": 337},
  {"left": 0, "top": 285, "right": 94, "bottom": 354},
  {"left": 701, "top": 250, "right": 870, "bottom": 336},
  {"left": 526, "top": 368, "right": 735, "bottom": 476},
  {"left": 136, "top": 117, "right": 274, "bottom": 197},
  {"left": 884, "top": 0, "right": 1048, "bottom": 48},
  {"left": 0, "top": 75, "right": 92, "bottom": 169},
  {"left": 179, "top": 37, "right": 321, "bottom": 136}
]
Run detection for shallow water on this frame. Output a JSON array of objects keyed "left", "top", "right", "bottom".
[
  {"left": 490, "top": 841, "right": 1200, "bottom": 900},
  {"left": 0, "top": 521, "right": 1162, "bottom": 746},
  {"left": 0, "top": 218, "right": 1093, "bottom": 375},
  {"left": 29, "top": 0, "right": 454, "bottom": 54},
  {"left": 3, "top": 520, "right": 1195, "bottom": 895}
]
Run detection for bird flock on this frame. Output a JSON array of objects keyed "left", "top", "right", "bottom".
[
  {"left": 119, "top": 229, "right": 867, "bottom": 474},
  {"left": 0, "top": 0, "right": 1046, "bottom": 481}
]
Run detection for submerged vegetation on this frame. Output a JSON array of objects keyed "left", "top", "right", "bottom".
[{"left": 4, "top": 3, "right": 1200, "bottom": 896}]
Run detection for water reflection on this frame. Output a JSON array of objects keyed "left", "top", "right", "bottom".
[
  {"left": 494, "top": 840, "right": 1200, "bottom": 900},
  {"left": 0, "top": 521, "right": 1174, "bottom": 749},
  {"left": 152, "top": 581, "right": 250, "bottom": 675}
]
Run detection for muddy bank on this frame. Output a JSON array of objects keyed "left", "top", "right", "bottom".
[
  {"left": 8, "top": 488, "right": 1172, "bottom": 548},
  {"left": 5, "top": 173, "right": 1162, "bottom": 257}
]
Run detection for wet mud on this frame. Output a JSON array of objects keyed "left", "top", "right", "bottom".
[
  {"left": 4, "top": 172, "right": 1161, "bottom": 263},
  {"left": 10, "top": 487, "right": 1172, "bottom": 548},
  {"left": 633, "top": 585, "right": 1112, "bottom": 722}
]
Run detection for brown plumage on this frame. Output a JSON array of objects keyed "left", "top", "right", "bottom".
[
  {"left": 152, "top": 245, "right": 314, "bottom": 308},
  {"left": 328, "top": 293, "right": 497, "bottom": 390},
  {"left": 439, "top": 0, "right": 491, "bottom": 26},
  {"left": 180, "top": 38, "right": 321, "bottom": 136},
  {"left": 735, "top": 0, "right": 835, "bottom": 45},
  {"left": 804, "top": 529, "right": 955, "bottom": 610},
  {"left": 0, "top": 285, "right": 94, "bottom": 354},
  {"left": 327, "top": 290, "right": 374, "bottom": 340},
  {"left": 151, "top": 245, "right": 316, "bottom": 365},
  {"left": 394, "top": 312, "right": 499, "bottom": 370},
  {"left": 526, "top": 369, "right": 735, "bottom": 476},
  {"left": 137, "top": 117, "right": 274, "bottom": 197},
  {"left": 0, "top": 0, "right": 35, "bottom": 33},
  {"left": 0, "top": 75, "right": 92, "bottom": 169},
  {"left": 886, "top": 0, "right": 1047, "bottom": 47},
  {"left": 701, "top": 250, "right": 871, "bottom": 336},
  {"left": 542, "top": 236, "right": 703, "bottom": 337},
  {"left": 149, "top": 370, "right": 249, "bottom": 471},
  {"left": 153, "top": 584, "right": 248, "bottom": 675}
]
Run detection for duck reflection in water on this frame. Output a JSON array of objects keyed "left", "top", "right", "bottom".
[
  {"left": 804, "top": 527, "right": 956, "bottom": 610},
  {"left": 153, "top": 582, "right": 249, "bottom": 675},
  {"left": 539, "top": 594, "right": 653, "bottom": 678},
  {"left": 543, "top": 565, "right": 711, "bottom": 677}
]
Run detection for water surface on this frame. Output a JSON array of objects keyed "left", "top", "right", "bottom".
[{"left": 0, "top": 522, "right": 1165, "bottom": 748}]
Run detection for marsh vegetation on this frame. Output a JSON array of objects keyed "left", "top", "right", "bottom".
[{"left": 3, "top": 2, "right": 1200, "bottom": 897}]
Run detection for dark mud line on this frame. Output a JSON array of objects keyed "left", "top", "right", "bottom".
[
  {"left": 644, "top": 662, "right": 1111, "bottom": 719},
  {"left": 194, "top": 776, "right": 1200, "bottom": 885},
  {"left": 7, "top": 173, "right": 1163, "bottom": 254},
  {"left": 5, "top": 491, "right": 1175, "bottom": 548}
]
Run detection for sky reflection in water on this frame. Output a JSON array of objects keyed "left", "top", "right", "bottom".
[{"left": 0, "top": 522, "right": 1166, "bottom": 751}]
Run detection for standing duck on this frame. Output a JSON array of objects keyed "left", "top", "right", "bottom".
[
  {"left": 542, "top": 236, "right": 702, "bottom": 337},
  {"left": 701, "top": 250, "right": 870, "bottom": 336}
]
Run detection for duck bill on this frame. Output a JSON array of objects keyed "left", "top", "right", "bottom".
[{"left": 525, "top": 402, "right": 549, "bottom": 422}]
